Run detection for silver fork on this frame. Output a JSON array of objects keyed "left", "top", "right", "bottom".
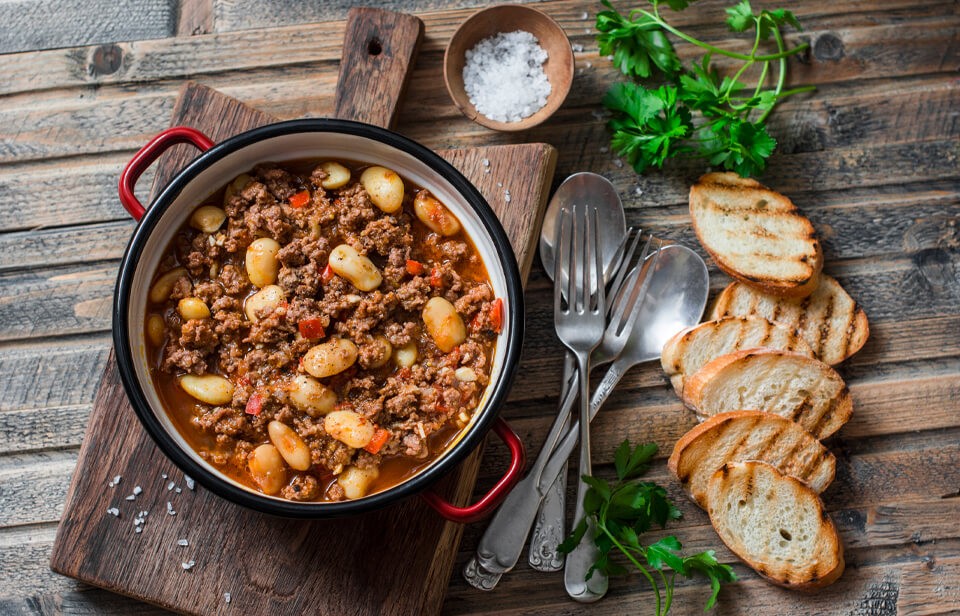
[
  {"left": 462, "top": 232, "right": 655, "bottom": 592},
  {"left": 553, "top": 206, "right": 607, "bottom": 602},
  {"left": 529, "top": 229, "right": 645, "bottom": 571}
]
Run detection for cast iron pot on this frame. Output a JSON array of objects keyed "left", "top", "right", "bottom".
[{"left": 114, "top": 119, "right": 525, "bottom": 521}]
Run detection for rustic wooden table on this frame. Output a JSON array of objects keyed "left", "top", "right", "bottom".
[{"left": 1, "top": 0, "right": 958, "bottom": 614}]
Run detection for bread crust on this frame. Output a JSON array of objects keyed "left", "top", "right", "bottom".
[
  {"left": 707, "top": 461, "right": 845, "bottom": 590},
  {"left": 660, "top": 316, "right": 815, "bottom": 398},
  {"left": 709, "top": 275, "right": 870, "bottom": 365},
  {"left": 690, "top": 173, "right": 823, "bottom": 299},
  {"left": 668, "top": 410, "right": 836, "bottom": 508},
  {"left": 682, "top": 349, "right": 853, "bottom": 439}
]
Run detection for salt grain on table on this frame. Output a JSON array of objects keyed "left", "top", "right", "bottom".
[
  {"left": 181, "top": 560, "right": 195, "bottom": 571},
  {"left": 167, "top": 501, "right": 176, "bottom": 516},
  {"left": 184, "top": 475, "right": 195, "bottom": 490},
  {"left": 463, "top": 31, "right": 551, "bottom": 123},
  {"left": 106, "top": 507, "right": 120, "bottom": 517},
  {"left": 177, "top": 539, "right": 189, "bottom": 547},
  {"left": 133, "top": 486, "right": 142, "bottom": 495},
  {"left": 224, "top": 592, "right": 232, "bottom": 604}
]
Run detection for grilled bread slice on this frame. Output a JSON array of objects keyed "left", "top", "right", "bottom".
[
  {"left": 661, "top": 316, "right": 814, "bottom": 397},
  {"left": 709, "top": 274, "right": 869, "bottom": 365},
  {"left": 682, "top": 349, "right": 852, "bottom": 439},
  {"left": 707, "top": 461, "right": 844, "bottom": 590},
  {"left": 669, "top": 411, "right": 835, "bottom": 509},
  {"left": 689, "top": 172, "right": 823, "bottom": 298}
]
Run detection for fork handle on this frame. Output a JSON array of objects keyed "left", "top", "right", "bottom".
[
  {"left": 528, "top": 351, "right": 576, "bottom": 571},
  {"left": 564, "top": 354, "right": 608, "bottom": 602}
]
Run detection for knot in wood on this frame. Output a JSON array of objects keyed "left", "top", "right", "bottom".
[
  {"left": 813, "top": 33, "right": 845, "bottom": 62},
  {"left": 89, "top": 44, "right": 123, "bottom": 77}
]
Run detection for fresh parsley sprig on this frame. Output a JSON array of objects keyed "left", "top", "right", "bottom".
[
  {"left": 558, "top": 440, "right": 737, "bottom": 615},
  {"left": 596, "top": 0, "right": 815, "bottom": 177}
]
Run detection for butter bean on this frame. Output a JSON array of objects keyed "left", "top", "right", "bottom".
[
  {"left": 179, "top": 374, "right": 234, "bottom": 405},
  {"left": 337, "top": 465, "right": 380, "bottom": 499},
  {"left": 267, "top": 421, "right": 312, "bottom": 471},
  {"left": 328, "top": 244, "right": 382, "bottom": 292},
  {"left": 288, "top": 374, "right": 337, "bottom": 416},
  {"left": 245, "top": 237, "right": 281, "bottom": 287},
  {"left": 177, "top": 297, "right": 210, "bottom": 320},
  {"left": 146, "top": 314, "right": 166, "bottom": 347},
  {"left": 149, "top": 267, "right": 187, "bottom": 304},
  {"left": 360, "top": 166, "right": 403, "bottom": 213},
  {"left": 302, "top": 338, "right": 358, "bottom": 378},
  {"left": 248, "top": 444, "right": 286, "bottom": 495},
  {"left": 414, "top": 190, "right": 461, "bottom": 236},
  {"left": 324, "top": 410, "right": 375, "bottom": 449},
  {"left": 318, "top": 161, "right": 351, "bottom": 189},
  {"left": 189, "top": 205, "right": 227, "bottom": 233},
  {"left": 423, "top": 296, "right": 466, "bottom": 353},
  {"left": 244, "top": 284, "right": 285, "bottom": 322}
]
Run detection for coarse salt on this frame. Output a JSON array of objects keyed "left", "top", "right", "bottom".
[
  {"left": 463, "top": 31, "right": 551, "bottom": 123},
  {"left": 177, "top": 539, "right": 189, "bottom": 547},
  {"left": 185, "top": 475, "right": 195, "bottom": 490},
  {"left": 224, "top": 592, "right": 232, "bottom": 604},
  {"left": 181, "top": 560, "right": 195, "bottom": 571}
]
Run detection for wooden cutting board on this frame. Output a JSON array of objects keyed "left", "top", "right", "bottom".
[{"left": 49, "top": 8, "right": 557, "bottom": 615}]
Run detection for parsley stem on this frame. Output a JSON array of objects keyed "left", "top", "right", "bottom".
[
  {"left": 638, "top": 9, "right": 807, "bottom": 63},
  {"left": 760, "top": 24, "right": 789, "bottom": 122},
  {"left": 601, "top": 523, "right": 663, "bottom": 615}
]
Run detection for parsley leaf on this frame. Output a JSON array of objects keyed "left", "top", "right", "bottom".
[
  {"left": 605, "top": 83, "right": 693, "bottom": 173},
  {"left": 597, "top": 0, "right": 814, "bottom": 177},
  {"left": 560, "top": 440, "right": 737, "bottom": 615},
  {"left": 725, "top": 0, "right": 755, "bottom": 32},
  {"left": 596, "top": 0, "right": 681, "bottom": 79}
]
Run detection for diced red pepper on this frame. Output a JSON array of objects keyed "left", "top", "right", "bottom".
[
  {"left": 245, "top": 393, "right": 263, "bottom": 416},
  {"left": 489, "top": 298, "right": 504, "bottom": 334},
  {"left": 289, "top": 190, "right": 310, "bottom": 209},
  {"left": 429, "top": 267, "right": 443, "bottom": 288},
  {"left": 364, "top": 427, "right": 390, "bottom": 454},
  {"left": 396, "top": 367, "right": 412, "bottom": 380},
  {"left": 321, "top": 263, "right": 335, "bottom": 284},
  {"left": 298, "top": 318, "right": 325, "bottom": 339},
  {"left": 405, "top": 259, "right": 425, "bottom": 276}
]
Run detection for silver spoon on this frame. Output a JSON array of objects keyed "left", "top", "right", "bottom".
[
  {"left": 462, "top": 245, "right": 707, "bottom": 592},
  {"left": 546, "top": 244, "right": 710, "bottom": 600},
  {"left": 532, "top": 173, "right": 626, "bottom": 572}
]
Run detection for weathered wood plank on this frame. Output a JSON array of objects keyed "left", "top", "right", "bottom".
[
  {"left": 0, "top": 155, "right": 135, "bottom": 233},
  {"left": 0, "top": 337, "right": 110, "bottom": 412},
  {"left": 0, "top": 0, "right": 176, "bottom": 54},
  {"left": 176, "top": 0, "right": 213, "bottom": 37},
  {"left": 0, "top": 524, "right": 84, "bottom": 599},
  {"left": 445, "top": 540, "right": 960, "bottom": 615},
  {"left": 0, "top": 588, "right": 170, "bottom": 616},
  {"left": 0, "top": 451, "right": 76, "bottom": 528},
  {"left": 0, "top": 406, "right": 91, "bottom": 455},
  {"left": 3, "top": 1, "right": 956, "bottom": 98},
  {"left": 5, "top": 176, "right": 956, "bottom": 276},
  {"left": 0, "top": 222, "right": 135, "bottom": 273}
]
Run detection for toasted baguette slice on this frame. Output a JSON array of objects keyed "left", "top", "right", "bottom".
[
  {"left": 707, "top": 461, "right": 844, "bottom": 590},
  {"left": 690, "top": 172, "right": 823, "bottom": 298},
  {"left": 661, "top": 316, "right": 814, "bottom": 397},
  {"left": 683, "top": 349, "right": 852, "bottom": 439},
  {"left": 669, "top": 411, "right": 835, "bottom": 509},
  {"left": 709, "top": 274, "right": 869, "bottom": 365}
]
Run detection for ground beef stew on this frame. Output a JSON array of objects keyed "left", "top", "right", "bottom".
[{"left": 144, "top": 160, "right": 502, "bottom": 502}]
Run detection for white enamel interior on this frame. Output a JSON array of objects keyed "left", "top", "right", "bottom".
[{"left": 125, "top": 130, "right": 511, "bottom": 502}]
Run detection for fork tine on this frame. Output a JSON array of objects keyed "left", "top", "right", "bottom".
[
  {"left": 553, "top": 207, "right": 567, "bottom": 315},
  {"left": 592, "top": 207, "right": 605, "bottom": 316},
  {"left": 606, "top": 227, "right": 642, "bottom": 316},
  {"left": 580, "top": 206, "right": 590, "bottom": 313},
  {"left": 609, "top": 235, "right": 657, "bottom": 333}
]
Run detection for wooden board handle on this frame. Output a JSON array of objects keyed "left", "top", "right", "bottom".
[{"left": 334, "top": 8, "right": 424, "bottom": 129}]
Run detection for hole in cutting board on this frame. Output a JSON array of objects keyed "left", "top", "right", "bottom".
[{"left": 368, "top": 38, "right": 383, "bottom": 56}]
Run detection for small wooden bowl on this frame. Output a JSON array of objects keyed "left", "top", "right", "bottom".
[{"left": 443, "top": 5, "right": 574, "bottom": 132}]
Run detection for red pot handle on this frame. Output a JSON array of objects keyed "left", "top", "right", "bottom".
[
  {"left": 118, "top": 126, "right": 215, "bottom": 221},
  {"left": 420, "top": 417, "right": 525, "bottom": 523}
]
